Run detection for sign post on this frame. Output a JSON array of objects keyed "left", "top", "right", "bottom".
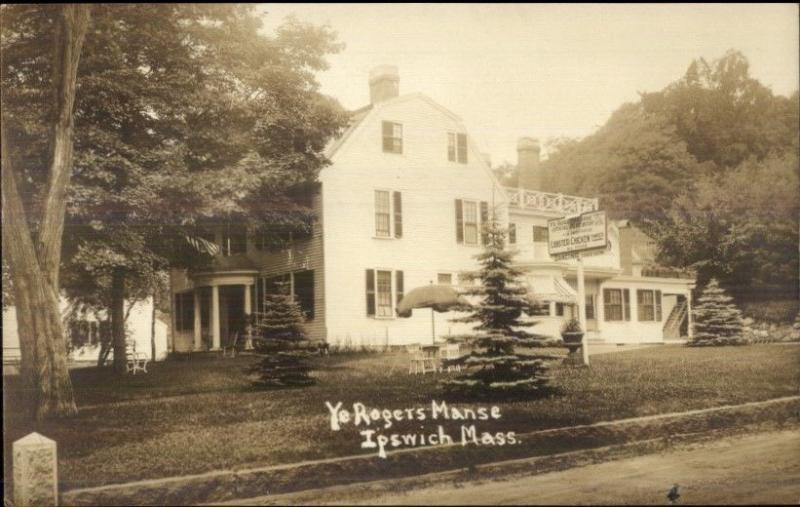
[
  {"left": 548, "top": 210, "right": 608, "bottom": 367},
  {"left": 576, "top": 253, "right": 588, "bottom": 366}
]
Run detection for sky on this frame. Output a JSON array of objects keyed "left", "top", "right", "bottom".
[{"left": 258, "top": 3, "right": 799, "bottom": 165}]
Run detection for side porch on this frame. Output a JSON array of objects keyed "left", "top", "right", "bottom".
[
  {"left": 171, "top": 270, "right": 257, "bottom": 354},
  {"left": 519, "top": 264, "right": 695, "bottom": 344}
]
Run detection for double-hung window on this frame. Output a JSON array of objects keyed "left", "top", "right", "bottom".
[
  {"left": 374, "top": 190, "right": 391, "bottom": 237},
  {"left": 637, "top": 289, "right": 662, "bottom": 321},
  {"left": 374, "top": 190, "right": 403, "bottom": 238},
  {"left": 532, "top": 226, "right": 549, "bottom": 243},
  {"left": 382, "top": 121, "right": 403, "bottom": 154},
  {"left": 366, "top": 269, "right": 404, "bottom": 318},
  {"left": 463, "top": 201, "right": 478, "bottom": 245},
  {"left": 455, "top": 199, "right": 489, "bottom": 246},
  {"left": 603, "top": 288, "right": 630, "bottom": 321},
  {"left": 448, "top": 132, "right": 468, "bottom": 163}
]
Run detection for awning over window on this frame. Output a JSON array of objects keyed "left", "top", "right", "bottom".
[{"left": 526, "top": 274, "right": 577, "bottom": 304}]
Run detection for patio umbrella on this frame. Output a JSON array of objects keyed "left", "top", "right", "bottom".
[{"left": 396, "top": 284, "right": 471, "bottom": 344}]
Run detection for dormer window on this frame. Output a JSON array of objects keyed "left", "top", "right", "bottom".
[
  {"left": 382, "top": 121, "right": 403, "bottom": 154},
  {"left": 448, "top": 132, "right": 468, "bottom": 163}
]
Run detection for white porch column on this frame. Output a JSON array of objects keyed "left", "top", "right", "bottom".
[
  {"left": 244, "top": 284, "right": 252, "bottom": 315},
  {"left": 244, "top": 283, "right": 254, "bottom": 350},
  {"left": 686, "top": 290, "right": 694, "bottom": 339},
  {"left": 193, "top": 290, "right": 202, "bottom": 351},
  {"left": 210, "top": 285, "right": 221, "bottom": 350}
]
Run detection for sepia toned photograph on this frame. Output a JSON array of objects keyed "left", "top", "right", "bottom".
[{"left": 2, "top": 3, "right": 799, "bottom": 506}]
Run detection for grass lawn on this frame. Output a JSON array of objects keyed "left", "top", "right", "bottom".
[{"left": 3, "top": 344, "right": 799, "bottom": 491}]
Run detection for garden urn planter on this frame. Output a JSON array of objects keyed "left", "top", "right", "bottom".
[{"left": 561, "top": 331, "right": 585, "bottom": 366}]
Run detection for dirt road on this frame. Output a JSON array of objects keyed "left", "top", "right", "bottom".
[{"left": 244, "top": 429, "right": 800, "bottom": 505}]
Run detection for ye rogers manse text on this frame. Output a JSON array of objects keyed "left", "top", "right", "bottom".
[{"left": 326, "top": 400, "right": 520, "bottom": 458}]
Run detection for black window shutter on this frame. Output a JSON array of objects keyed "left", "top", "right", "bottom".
[
  {"left": 623, "top": 289, "right": 631, "bottom": 321},
  {"left": 455, "top": 199, "right": 464, "bottom": 243},
  {"left": 366, "top": 269, "right": 376, "bottom": 316},
  {"left": 457, "top": 133, "right": 468, "bottom": 163},
  {"left": 480, "top": 201, "right": 489, "bottom": 244},
  {"left": 393, "top": 191, "right": 403, "bottom": 238},
  {"left": 655, "top": 290, "right": 662, "bottom": 321},
  {"left": 396, "top": 270, "right": 404, "bottom": 306}
]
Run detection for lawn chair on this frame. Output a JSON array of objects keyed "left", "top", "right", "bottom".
[
  {"left": 439, "top": 343, "right": 463, "bottom": 372},
  {"left": 125, "top": 340, "right": 149, "bottom": 375},
  {"left": 222, "top": 332, "right": 240, "bottom": 358},
  {"left": 408, "top": 343, "right": 439, "bottom": 374}
]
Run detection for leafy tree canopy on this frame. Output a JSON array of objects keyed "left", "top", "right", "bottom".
[{"left": 2, "top": 4, "right": 348, "bottom": 313}]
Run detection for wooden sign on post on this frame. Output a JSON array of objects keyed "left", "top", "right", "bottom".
[
  {"left": 547, "top": 210, "right": 608, "bottom": 367},
  {"left": 547, "top": 210, "right": 608, "bottom": 257}
]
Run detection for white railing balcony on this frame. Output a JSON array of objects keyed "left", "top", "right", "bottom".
[{"left": 504, "top": 187, "right": 599, "bottom": 215}]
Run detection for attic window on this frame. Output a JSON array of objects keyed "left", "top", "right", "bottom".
[
  {"left": 448, "top": 132, "right": 467, "bottom": 163},
  {"left": 382, "top": 121, "right": 403, "bottom": 154}
]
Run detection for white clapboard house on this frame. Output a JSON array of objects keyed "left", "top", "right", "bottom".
[
  {"left": 168, "top": 65, "right": 695, "bottom": 353},
  {"left": 3, "top": 297, "right": 169, "bottom": 371}
]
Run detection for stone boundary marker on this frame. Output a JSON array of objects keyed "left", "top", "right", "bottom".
[
  {"left": 13, "top": 432, "right": 58, "bottom": 507},
  {"left": 59, "top": 395, "right": 800, "bottom": 506}
]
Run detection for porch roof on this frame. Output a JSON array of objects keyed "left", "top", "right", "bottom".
[{"left": 527, "top": 274, "right": 577, "bottom": 304}]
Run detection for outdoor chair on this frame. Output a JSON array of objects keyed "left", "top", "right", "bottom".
[
  {"left": 125, "top": 340, "right": 149, "bottom": 375},
  {"left": 408, "top": 344, "right": 439, "bottom": 374},
  {"left": 439, "top": 343, "right": 463, "bottom": 372},
  {"left": 222, "top": 332, "right": 240, "bottom": 358}
]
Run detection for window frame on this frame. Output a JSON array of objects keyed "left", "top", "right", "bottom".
[
  {"left": 374, "top": 189, "right": 392, "bottom": 238},
  {"left": 636, "top": 289, "right": 662, "bottom": 322},
  {"left": 530, "top": 301, "right": 551, "bottom": 316},
  {"left": 508, "top": 223, "right": 516, "bottom": 244},
  {"left": 366, "top": 268, "right": 404, "bottom": 319},
  {"left": 382, "top": 121, "right": 403, "bottom": 154},
  {"left": 462, "top": 199, "right": 479, "bottom": 246},
  {"left": 447, "top": 131, "right": 468, "bottom": 163},
  {"left": 375, "top": 269, "right": 394, "bottom": 318},
  {"left": 603, "top": 288, "right": 630, "bottom": 322},
  {"left": 532, "top": 225, "right": 549, "bottom": 243},
  {"left": 437, "top": 273, "right": 454, "bottom": 285},
  {"left": 373, "top": 189, "right": 402, "bottom": 239}
]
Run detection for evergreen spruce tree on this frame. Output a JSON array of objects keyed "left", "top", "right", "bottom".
[
  {"left": 250, "top": 283, "right": 319, "bottom": 388},
  {"left": 690, "top": 278, "right": 748, "bottom": 346},
  {"left": 441, "top": 215, "right": 556, "bottom": 399}
]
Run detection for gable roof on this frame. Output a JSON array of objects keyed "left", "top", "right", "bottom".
[
  {"left": 324, "top": 104, "right": 372, "bottom": 158},
  {"left": 323, "top": 93, "right": 505, "bottom": 197}
]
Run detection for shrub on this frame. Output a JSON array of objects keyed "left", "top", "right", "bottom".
[
  {"left": 690, "top": 278, "right": 748, "bottom": 346},
  {"left": 250, "top": 287, "right": 320, "bottom": 388},
  {"left": 441, "top": 215, "right": 556, "bottom": 399}
]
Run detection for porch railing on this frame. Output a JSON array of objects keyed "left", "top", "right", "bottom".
[{"left": 504, "top": 187, "right": 598, "bottom": 215}]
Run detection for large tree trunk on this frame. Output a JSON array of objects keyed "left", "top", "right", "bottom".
[
  {"left": 2, "top": 133, "right": 78, "bottom": 419},
  {"left": 111, "top": 268, "right": 127, "bottom": 375},
  {"left": 0, "top": 4, "right": 90, "bottom": 420}
]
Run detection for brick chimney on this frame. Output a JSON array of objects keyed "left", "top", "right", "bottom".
[
  {"left": 369, "top": 65, "right": 399, "bottom": 104},
  {"left": 517, "top": 137, "right": 541, "bottom": 190}
]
